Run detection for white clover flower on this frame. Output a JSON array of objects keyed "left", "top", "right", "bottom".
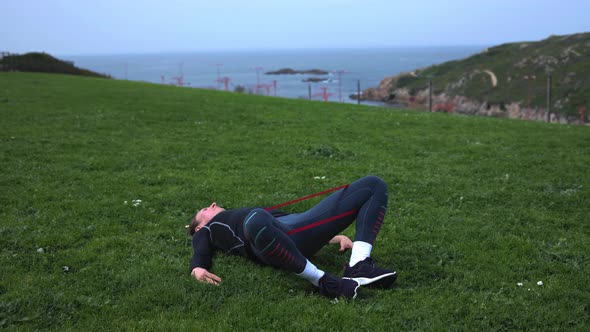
[
  {"left": 537, "top": 281, "right": 543, "bottom": 286},
  {"left": 124, "top": 201, "right": 128, "bottom": 205},
  {"left": 37, "top": 248, "right": 45, "bottom": 253},
  {"left": 517, "top": 282, "right": 523, "bottom": 287}
]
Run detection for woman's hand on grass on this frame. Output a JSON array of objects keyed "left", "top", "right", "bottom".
[
  {"left": 191, "top": 267, "right": 222, "bottom": 285},
  {"left": 329, "top": 235, "right": 353, "bottom": 253}
]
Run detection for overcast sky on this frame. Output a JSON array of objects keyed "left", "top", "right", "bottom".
[{"left": 2, "top": 0, "right": 589, "bottom": 55}]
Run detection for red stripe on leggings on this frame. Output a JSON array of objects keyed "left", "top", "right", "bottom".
[
  {"left": 286, "top": 209, "right": 357, "bottom": 235},
  {"left": 267, "top": 243, "right": 280, "bottom": 256}
]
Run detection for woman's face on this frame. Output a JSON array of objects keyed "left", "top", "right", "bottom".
[{"left": 196, "top": 202, "right": 225, "bottom": 226}]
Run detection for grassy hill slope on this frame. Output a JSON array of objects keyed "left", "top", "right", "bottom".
[
  {"left": 1, "top": 73, "right": 589, "bottom": 330},
  {"left": 364, "top": 32, "right": 590, "bottom": 116}
]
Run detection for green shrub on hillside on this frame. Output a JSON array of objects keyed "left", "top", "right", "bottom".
[{"left": 0, "top": 52, "right": 109, "bottom": 78}]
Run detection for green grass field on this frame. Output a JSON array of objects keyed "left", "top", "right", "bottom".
[{"left": 1, "top": 72, "right": 589, "bottom": 330}]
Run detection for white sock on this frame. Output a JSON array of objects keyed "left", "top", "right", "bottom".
[
  {"left": 296, "top": 260, "right": 325, "bottom": 287},
  {"left": 349, "top": 241, "right": 373, "bottom": 267}
]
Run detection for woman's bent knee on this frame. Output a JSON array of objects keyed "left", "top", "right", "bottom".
[{"left": 362, "top": 175, "right": 387, "bottom": 191}]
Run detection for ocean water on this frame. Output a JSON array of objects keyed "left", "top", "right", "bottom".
[{"left": 61, "top": 47, "right": 484, "bottom": 103}]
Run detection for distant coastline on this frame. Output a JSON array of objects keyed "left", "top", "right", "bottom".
[{"left": 59, "top": 46, "right": 484, "bottom": 103}]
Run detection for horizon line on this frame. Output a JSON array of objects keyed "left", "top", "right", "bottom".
[{"left": 49, "top": 45, "right": 489, "bottom": 57}]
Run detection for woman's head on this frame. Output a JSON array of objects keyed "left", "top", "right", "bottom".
[{"left": 187, "top": 202, "right": 225, "bottom": 236}]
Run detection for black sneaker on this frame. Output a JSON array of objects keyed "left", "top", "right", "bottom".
[
  {"left": 317, "top": 273, "right": 360, "bottom": 299},
  {"left": 343, "top": 257, "right": 397, "bottom": 288}
]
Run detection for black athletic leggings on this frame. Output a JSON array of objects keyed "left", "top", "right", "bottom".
[{"left": 242, "top": 175, "right": 388, "bottom": 273}]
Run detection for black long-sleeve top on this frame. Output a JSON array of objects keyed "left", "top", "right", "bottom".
[
  {"left": 189, "top": 207, "right": 289, "bottom": 272},
  {"left": 190, "top": 208, "right": 255, "bottom": 271}
]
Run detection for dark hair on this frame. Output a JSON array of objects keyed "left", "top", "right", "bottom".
[{"left": 187, "top": 212, "right": 199, "bottom": 236}]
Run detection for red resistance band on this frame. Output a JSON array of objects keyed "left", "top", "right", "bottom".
[{"left": 264, "top": 184, "right": 349, "bottom": 211}]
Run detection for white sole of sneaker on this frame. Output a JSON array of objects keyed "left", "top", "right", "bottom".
[
  {"left": 349, "top": 271, "right": 397, "bottom": 286},
  {"left": 342, "top": 278, "right": 361, "bottom": 299}
]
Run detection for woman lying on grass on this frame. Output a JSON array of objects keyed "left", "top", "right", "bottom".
[{"left": 187, "top": 175, "right": 396, "bottom": 299}]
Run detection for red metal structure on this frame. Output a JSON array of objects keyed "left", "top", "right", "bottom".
[
  {"left": 171, "top": 76, "right": 184, "bottom": 87},
  {"left": 216, "top": 77, "right": 231, "bottom": 91},
  {"left": 250, "top": 67, "right": 278, "bottom": 96},
  {"left": 171, "top": 62, "right": 185, "bottom": 87},
  {"left": 313, "top": 86, "right": 334, "bottom": 102},
  {"left": 257, "top": 81, "right": 277, "bottom": 96}
]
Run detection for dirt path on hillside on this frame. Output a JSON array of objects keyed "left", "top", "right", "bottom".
[{"left": 483, "top": 70, "right": 497, "bottom": 87}]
